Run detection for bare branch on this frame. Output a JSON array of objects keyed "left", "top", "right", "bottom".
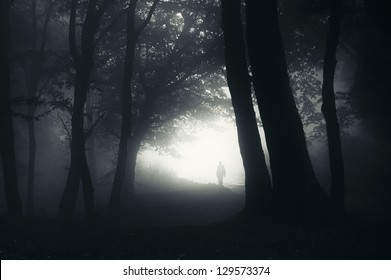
[
  {"left": 85, "top": 112, "right": 105, "bottom": 139},
  {"left": 57, "top": 113, "right": 72, "bottom": 148},
  {"left": 135, "top": 0, "right": 160, "bottom": 37},
  {"left": 94, "top": 0, "right": 114, "bottom": 29},
  {"left": 95, "top": 8, "right": 127, "bottom": 45}
]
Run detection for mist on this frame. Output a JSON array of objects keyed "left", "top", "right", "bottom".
[{"left": 1, "top": 0, "right": 391, "bottom": 260}]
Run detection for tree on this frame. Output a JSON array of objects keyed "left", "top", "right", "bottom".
[
  {"left": 321, "top": 0, "right": 345, "bottom": 215},
  {"left": 21, "top": 0, "right": 58, "bottom": 216},
  {"left": 220, "top": 0, "right": 272, "bottom": 214},
  {"left": 110, "top": 0, "right": 159, "bottom": 216},
  {"left": 0, "top": 0, "right": 23, "bottom": 217},
  {"left": 58, "top": 0, "right": 113, "bottom": 219},
  {"left": 245, "top": 0, "right": 326, "bottom": 217}
]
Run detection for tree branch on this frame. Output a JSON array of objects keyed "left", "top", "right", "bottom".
[
  {"left": 135, "top": 0, "right": 160, "bottom": 38},
  {"left": 94, "top": 7, "right": 127, "bottom": 45},
  {"left": 57, "top": 113, "right": 72, "bottom": 148},
  {"left": 85, "top": 112, "right": 105, "bottom": 139}
]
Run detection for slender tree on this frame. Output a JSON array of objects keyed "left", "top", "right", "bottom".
[
  {"left": 59, "top": 0, "right": 112, "bottom": 219},
  {"left": 220, "top": 0, "right": 272, "bottom": 214},
  {"left": 0, "top": 0, "right": 23, "bottom": 217},
  {"left": 110, "top": 0, "right": 159, "bottom": 216},
  {"left": 322, "top": 0, "right": 345, "bottom": 215},
  {"left": 24, "top": 0, "right": 57, "bottom": 216}
]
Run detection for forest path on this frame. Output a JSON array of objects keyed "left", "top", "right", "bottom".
[{"left": 128, "top": 183, "right": 245, "bottom": 226}]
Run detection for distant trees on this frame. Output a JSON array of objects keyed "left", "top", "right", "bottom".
[{"left": 0, "top": 0, "right": 23, "bottom": 217}]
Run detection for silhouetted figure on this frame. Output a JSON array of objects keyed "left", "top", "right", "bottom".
[{"left": 216, "top": 161, "right": 226, "bottom": 185}]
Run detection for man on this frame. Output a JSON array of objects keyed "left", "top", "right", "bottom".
[{"left": 216, "top": 161, "right": 226, "bottom": 186}]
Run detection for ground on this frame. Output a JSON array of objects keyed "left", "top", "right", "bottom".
[{"left": 1, "top": 183, "right": 390, "bottom": 259}]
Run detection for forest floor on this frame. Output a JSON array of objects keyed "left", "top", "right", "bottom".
[{"left": 1, "top": 183, "right": 391, "bottom": 259}]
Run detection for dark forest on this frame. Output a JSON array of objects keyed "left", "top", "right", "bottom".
[{"left": 1, "top": 0, "right": 391, "bottom": 259}]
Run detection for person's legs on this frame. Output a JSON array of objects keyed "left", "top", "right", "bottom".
[{"left": 218, "top": 176, "right": 223, "bottom": 185}]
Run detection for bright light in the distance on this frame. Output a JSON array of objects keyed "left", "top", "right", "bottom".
[{"left": 139, "top": 118, "right": 245, "bottom": 186}]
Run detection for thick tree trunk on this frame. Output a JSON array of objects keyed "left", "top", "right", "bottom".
[
  {"left": 322, "top": 0, "right": 345, "bottom": 215},
  {"left": 0, "top": 0, "right": 22, "bottom": 217},
  {"left": 221, "top": 0, "right": 272, "bottom": 214},
  {"left": 110, "top": 2, "right": 138, "bottom": 217},
  {"left": 245, "top": 0, "right": 325, "bottom": 216}
]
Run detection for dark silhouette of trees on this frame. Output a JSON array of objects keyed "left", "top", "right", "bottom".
[
  {"left": 344, "top": 0, "right": 391, "bottom": 138},
  {"left": 220, "top": 0, "right": 272, "bottom": 214},
  {"left": 0, "top": 0, "right": 23, "bottom": 217},
  {"left": 106, "top": 1, "right": 225, "bottom": 214},
  {"left": 321, "top": 0, "right": 345, "bottom": 215},
  {"left": 58, "top": 0, "right": 113, "bottom": 219},
  {"left": 245, "top": 0, "right": 326, "bottom": 217}
]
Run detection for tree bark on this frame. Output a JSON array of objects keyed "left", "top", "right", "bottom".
[
  {"left": 86, "top": 95, "right": 97, "bottom": 183},
  {"left": 120, "top": 136, "right": 143, "bottom": 208},
  {"left": 322, "top": 0, "right": 345, "bottom": 215},
  {"left": 0, "top": 0, "right": 23, "bottom": 217},
  {"left": 221, "top": 0, "right": 272, "bottom": 214},
  {"left": 26, "top": 115, "right": 36, "bottom": 216},
  {"left": 245, "top": 0, "right": 325, "bottom": 217},
  {"left": 81, "top": 151, "right": 96, "bottom": 219}
]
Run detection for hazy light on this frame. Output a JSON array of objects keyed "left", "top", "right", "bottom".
[{"left": 139, "top": 119, "right": 245, "bottom": 186}]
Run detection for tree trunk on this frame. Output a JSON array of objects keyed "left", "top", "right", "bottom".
[
  {"left": 58, "top": 0, "right": 105, "bottom": 219},
  {"left": 86, "top": 96, "right": 97, "bottom": 183},
  {"left": 322, "top": 0, "right": 345, "bottom": 215},
  {"left": 110, "top": 0, "right": 159, "bottom": 216},
  {"left": 58, "top": 64, "right": 93, "bottom": 219},
  {"left": 26, "top": 115, "right": 36, "bottom": 216},
  {"left": 26, "top": 0, "right": 39, "bottom": 217},
  {"left": 26, "top": 57, "right": 41, "bottom": 218},
  {"left": 121, "top": 136, "right": 143, "bottom": 207},
  {"left": 26, "top": 0, "right": 55, "bottom": 217},
  {"left": 245, "top": 0, "right": 325, "bottom": 217},
  {"left": 110, "top": 1, "right": 138, "bottom": 217},
  {"left": 0, "top": 0, "right": 22, "bottom": 217},
  {"left": 221, "top": 0, "right": 272, "bottom": 215},
  {"left": 81, "top": 151, "right": 96, "bottom": 218}
]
